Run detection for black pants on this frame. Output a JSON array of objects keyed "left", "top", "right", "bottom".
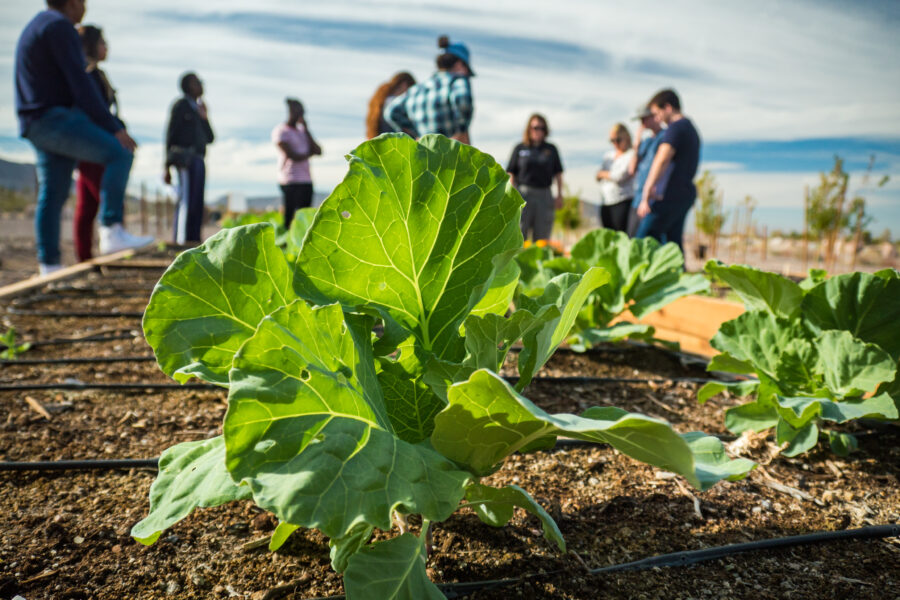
[
  {"left": 280, "top": 182, "right": 313, "bottom": 230},
  {"left": 600, "top": 198, "right": 631, "bottom": 233}
]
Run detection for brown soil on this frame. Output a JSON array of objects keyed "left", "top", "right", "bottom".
[{"left": 1, "top": 257, "right": 898, "bottom": 600}]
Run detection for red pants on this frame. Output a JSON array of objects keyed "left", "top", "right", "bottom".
[{"left": 75, "top": 161, "right": 104, "bottom": 262}]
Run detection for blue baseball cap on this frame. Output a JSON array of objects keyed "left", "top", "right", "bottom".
[{"left": 444, "top": 41, "right": 475, "bottom": 76}]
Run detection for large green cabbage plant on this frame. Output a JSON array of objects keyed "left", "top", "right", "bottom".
[
  {"left": 700, "top": 262, "right": 899, "bottom": 456},
  {"left": 132, "top": 135, "right": 753, "bottom": 599}
]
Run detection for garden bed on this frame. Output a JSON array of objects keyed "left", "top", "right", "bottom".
[{"left": 1, "top": 258, "right": 898, "bottom": 599}]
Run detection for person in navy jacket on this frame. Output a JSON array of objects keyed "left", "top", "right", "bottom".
[{"left": 14, "top": 0, "right": 152, "bottom": 274}]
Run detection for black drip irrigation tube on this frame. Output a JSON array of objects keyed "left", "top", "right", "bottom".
[
  {"left": 0, "top": 375, "right": 706, "bottom": 393},
  {"left": 0, "top": 356, "right": 154, "bottom": 366},
  {"left": 0, "top": 382, "right": 220, "bottom": 392},
  {"left": 7, "top": 308, "right": 144, "bottom": 318},
  {"left": 307, "top": 524, "right": 900, "bottom": 600},
  {"left": 0, "top": 458, "right": 159, "bottom": 472},
  {"left": 0, "top": 332, "right": 139, "bottom": 351}
]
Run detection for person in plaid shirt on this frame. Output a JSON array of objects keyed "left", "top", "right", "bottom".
[{"left": 384, "top": 36, "right": 474, "bottom": 144}]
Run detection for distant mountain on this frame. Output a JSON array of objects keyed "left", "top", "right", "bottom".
[{"left": 0, "top": 157, "right": 36, "bottom": 192}]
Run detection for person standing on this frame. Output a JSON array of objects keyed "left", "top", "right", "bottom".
[
  {"left": 626, "top": 105, "right": 664, "bottom": 237},
  {"left": 366, "top": 72, "right": 415, "bottom": 139},
  {"left": 74, "top": 24, "right": 122, "bottom": 262},
  {"left": 272, "top": 98, "right": 321, "bottom": 230},
  {"left": 164, "top": 72, "right": 214, "bottom": 244},
  {"left": 384, "top": 36, "right": 474, "bottom": 144},
  {"left": 14, "top": 0, "right": 151, "bottom": 275},
  {"left": 596, "top": 123, "right": 635, "bottom": 232},
  {"left": 506, "top": 114, "right": 564, "bottom": 242},
  {"left": 636, "top": 89, "right": 701, "bottom": 253}
]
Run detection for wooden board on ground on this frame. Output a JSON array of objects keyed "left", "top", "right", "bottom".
[{"left": 623, "top": 295, "right": 744, "bottom": 357}]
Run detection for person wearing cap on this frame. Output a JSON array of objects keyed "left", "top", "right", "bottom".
[
  {"left": 164, "top": 71, "right": 214, "bottom": 244},
  {"left": 384, "top": 36, "right": 475, "bottom": 144},
  {"left": 636, "top": 89, "right": 701, "bottom": 254},
  {"left": 595, "top": 123, "right": 635, "bottom": 233},
  {"left": 626, "top": 104, "right": 665, "bottom": 237},
  {"left": 272, "top": 98, "right": 321, "bottom": 230}
]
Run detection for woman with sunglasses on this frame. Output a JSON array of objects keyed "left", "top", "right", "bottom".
[
  {"left": 596, "top": 123, "right": 635, "bottom": 233},
  {"left": 506, "top": 113, "right": 564, "bottom": 242}
]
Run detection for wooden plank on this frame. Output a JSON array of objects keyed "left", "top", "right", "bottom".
[
  {"left": 0, "top": 245, "right": 152, "bottom": 301},
  {"left": 613, "top": 295, "right": 745, "bottom": 357}
]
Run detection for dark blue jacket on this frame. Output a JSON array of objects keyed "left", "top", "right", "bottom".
[{"left": 14, "top": 10, "right": 120, "bottom": 136}]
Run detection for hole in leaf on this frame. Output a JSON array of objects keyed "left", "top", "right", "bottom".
[
  {"left": 341, "top": 210, "right": 351, "bottom": 219},
  {"left": 300, "top": 369, "right": 310, "bottom": 381}
]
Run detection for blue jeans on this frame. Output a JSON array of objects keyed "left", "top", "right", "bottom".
[
  {"left": 25, "top": 107, "right": 133, "bottom": 264},
  {"left": 634, "top": 199, "right": 694, "bottom": 254}
]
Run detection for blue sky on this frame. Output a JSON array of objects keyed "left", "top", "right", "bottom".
[{"left": 1, "top": 0, "right": 899, "bottom": 235}]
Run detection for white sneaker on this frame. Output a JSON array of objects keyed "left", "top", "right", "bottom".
[
  {"left": 39, "top": 263, "right": 64, "bottom": 276},
  {"left": 99, "top": 223, "right": 155, "bottom": 255}
]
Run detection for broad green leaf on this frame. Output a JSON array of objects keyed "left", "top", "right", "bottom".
[
  {"left": 630, "top": 272, "right": 710, "bottom": 318},
  {"left": 802, "top": 271, "right": 900, "bottom": 360},
  {"left": 697, "top": 380, "right": 759, "bottom": 404},
  {"left": 704, "top": 261, "right": 803, "bottom": 319},
  {"left": 296, "top": 133, "right": 524, "bottom": 361},
  {"left": 799, "top": 268, "right": 828, "bottom": 291},
  {"left": 516, "top": 268, "right": 610, "bottom": 389},
  {"left": 464, "top": 483, "right": 565, "bottom": 551},
  {"left": 707, "top": 352, "right": 756, "bottom": 375},
  {"left": 432, "top": 370, "right": 753, "bottom": 489},
  {"left": 515, "top": 245, "right": 560, "bottom": 291},
  {"left": 131, "top": 436, "right": 251, "bottom": 545},
  {"left": 776, "top": 393, "right": 898, "bottom": 425},
  {"left": 827, "top": 431, "right": 858, "bottom": 456},
  {"left": 774, "top": 338, "right": 820, "bottom": 395},
  {"left": 680, "top": 431, "right": 756, "bottom": 487},
  {"left": 343, "top": 533, "right": 443, "bottom": 600},
  {"left": 576, "top": 322, "right": 655, "bottom": 346},
  {"left": 225, "top": 301, "right": 470, "bottom": 540},
  {"left": 775, "top": 420, "right": 819, "bottom": 457},
  {"left": 330, "top": 523, "right": 375, "bottom": 573},
  {"left": 814, "top": 330, "right": 897, "bottom": 396},
  {"left": 285, "top": 207, "right": 318, "bottom": 255},
  {"left": 269, "top": 522, "right": 300, "bottom": 551},
  {"left": 378, "top": 338, "right": 446, "bottom": 443},
  {"left": 724, "top": 396, "right": 780, "bottom": 434},
  {"left": 469, "top": 259, "right": 520, "bottom": 319},
  {"left": 143, "top": 224, "right": 297, "bottom": 385},
  {"left": 462, "top": 308, "right": 558, "bottom": 372},
  {"left": 873, "top": 268, "right": 899, "bottom": 280},
  {"left": 711, "top": 310, "right": 807, "bottom": 380}
]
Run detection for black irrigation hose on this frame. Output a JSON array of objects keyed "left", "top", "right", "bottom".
[
  {"left": 7, "top": 308, "right": 144, "bottom": 318},
  {"left": 0, "top": 382, "right": 220, "bottom": 392},
  {"left": 590, "top": 524, "right": 900, "bottom": 573},
  {"left": 0, "top": 376, "right": 705, "bottom": 393},
  {"left": 0, "top": 356, "right": 154, "bottom": 366},
  {"left": 0, "top": 458, "right": 159, "bottom": 472},
  {"left": 309, "top": 525, "right": 900, "bottom": 600},
  {"left": 0, "top": 333, "right": 139, "bottom": 352}
]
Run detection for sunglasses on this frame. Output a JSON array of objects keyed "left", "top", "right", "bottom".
[
  {"left": 610, "top": 137, "right": 622, "bottom": 143},
  {"left": 530, "top": 125, "right": 547, "bottom": 131}
]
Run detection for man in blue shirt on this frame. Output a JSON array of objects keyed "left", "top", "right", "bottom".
[
  {"left": 635, "top": 89, "right": 701, "bottom": 253},
  {"left": 15, "top": 0, "right": 152, "bottom": 274},
  {"left": 627, "top": 105, "right": 663, "bottom": 237}
]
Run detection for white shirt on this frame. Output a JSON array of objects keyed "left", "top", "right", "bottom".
[{"left": 598, "top": 149, "right": 635, "bottom": 206}]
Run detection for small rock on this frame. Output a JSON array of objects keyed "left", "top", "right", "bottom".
[
  {"left": 251, "top": 513, "right": 276, "bottom": 532},
  {"left": 163, "top": 534, "right": 180, "bottom": 544},
  {"left": 751, "top": 506, "right": 762, "bottom": 515},
  {"left": 73, "top": 536, "right": 85, "bottom": 545},
  {"left": 190, "top": 572, "right": 210, "bottom": 589},
  {"left": 111, "top": 544, "right": 122, "bottom": 553},
  {"left": 821, "top": 490, "right": 835, "bottom": 503},
  {"left": 165, "top": 580, "right": 181, "bottom": 595},
  {"left": 760, "top": 500, "right": 773, "bottom": 511}
]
